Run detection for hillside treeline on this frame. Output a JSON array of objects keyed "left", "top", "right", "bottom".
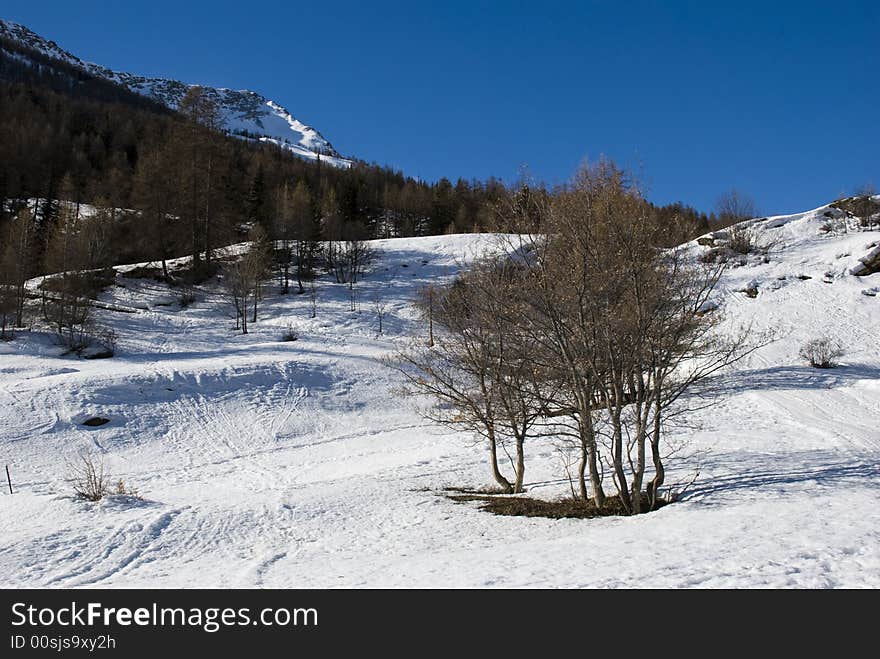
[
  {"left": 0, "top": 37, "right": 717, "bottom": 281},
  {"left": 0, "top": 40, "right": 514, "bottom": 273}
]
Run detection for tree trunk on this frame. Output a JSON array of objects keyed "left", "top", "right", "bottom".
[
  {"left": 587, "top": 439, "right": 605, "bottom": 508},
  {"left": 610, "top": 410, "right": 631, "bottom": 514},
  {"left": 579, "top": 412, "right": 605, "bottom": 508},
  {"left": 648, "top": 401, "right": 664, "bottom": 510},
  {"left": 513, "top": 436, "right": 525, "bottom": 493},
  {"left": 630, "top": 437, "right": 645, "bottom": 515},
  {"left": 488, "top": 428, "right": 513, "bottom": 493},
  {"left": 295, "top": 244, "right": 305, "bottom": 294},
  {"left": 282, "top": 254, "right": 290, "bottom": 294},
  {"left": 630, "top": 404, "right": 648, "bottom": 515},
  {"left": 577, "top": 438, "right": 589, "bottom": 501}
]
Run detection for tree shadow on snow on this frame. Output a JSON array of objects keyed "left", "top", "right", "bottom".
[
  {"left": 694, "top": 364, "right": 880, "bottom": 398},
  {"left": 680, "top": 450, "right": 880, "bottom": 507}
]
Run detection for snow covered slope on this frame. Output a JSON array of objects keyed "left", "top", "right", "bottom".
[
  {"left": 0, "top": 208, "right": 878, "bottom": 588},
  {"left": 0, "top": 19, "right": 352, "bottom": 167}
]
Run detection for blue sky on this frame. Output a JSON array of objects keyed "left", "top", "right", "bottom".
[{"left": 3, "top": 1, "right": 878, "bottom": 214}]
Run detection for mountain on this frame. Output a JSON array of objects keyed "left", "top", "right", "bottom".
[{"left": 0, "top": 18, "right": 352, "bottom": 168}]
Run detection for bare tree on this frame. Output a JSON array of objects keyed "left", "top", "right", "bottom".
[
  {"left": 390, "top": 260, "right": 543, "bottom": 493},
  {"left": 372, "top": 291, "right": 387, "bottom": 334},
  {"left": 0, "top": 209, "right": 33, "bottom": 339},
  {"left": 273, "top": 181, "right": 317, "bottom": 294},
  {"left": 291, "top": 182, "right": 319, "bottom": 293},
  {"left": 0, "top": 255, "right": 15, "bottom": 339},
  {"left": 6, "top": 208, "right": 33, "bottom": 329},
  {"left": 397, "top": 160, "right": 757, "bottom": 512},
  {"left": 224, "top": 225, "right": 270, "bottom": 334},
  {"left": 330, "top": 222, "right": 375, "bottom": 285},
  {"left": 715, "top": 189, "right": 757, "bottom": 226},
  {"left": 248, "top": 224, "right": 271, "bottom": 324},
  {"left": 321, "top": 189, "right": 343, "bottom": 273},
  {"left": 273, "top": 181, "right": 295, "bottom": 294},
  {"left": 178, "top": 86, "right": 223, "bottom": 266},
  {"left": 416, "top": 284, "right": 437, "bottom": 347},
  {"left": 513, "top": 164, "right": 754, "bottom": 512},
  {"left": 133, "top": 141, "right": 182, "bottom": 279},
  {"left": 41, "top": 192, "right": 94, "bottom": 350},
  {"left": 308, "top": 278, "right": 318, "bottom": 318}
]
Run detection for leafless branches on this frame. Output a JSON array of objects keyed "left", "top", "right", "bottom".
[
  {"left": 390, "top": 160, "right": 754, "bottom": 513},
  {"left": 224, "top": 224, "right": 270, "bottom": 334}
]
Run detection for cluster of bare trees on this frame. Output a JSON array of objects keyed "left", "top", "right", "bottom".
[
  {"left": 125, "top": 87, "right": 231, "bottom": 276},
  {"left": 222, "top": 202, "right": 378, "bottom": 332},
  {"left": 225, "top": 225, "right": 271, "bottom": 334},
  {"left": 392, "top": 162, "right": 751, "bottom": 514},
  {"left": 324, "top": 218, "right": 375, "bottom": 288},
  {"left": 39, "top": 195, "right": 115, "bottom": 349},
  {"left": 0, "top": 208, "right": 30, "bottom": 339},
  {"left": 273, "top": 180, "right": 319, "bottom": 294},
  {"left": 0, "top": 186, "right": 118, "bottom": 349}
]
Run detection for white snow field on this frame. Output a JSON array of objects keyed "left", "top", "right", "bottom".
[{"left": 0, "top": 207, "right": 878, "bottom": 589}]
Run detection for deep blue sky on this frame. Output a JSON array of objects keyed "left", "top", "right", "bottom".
[{"left": 3, "top": 1, "right": 878, "bottom": 215}]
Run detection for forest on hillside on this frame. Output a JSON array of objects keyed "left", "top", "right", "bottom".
[
  {"left": 0, "top": 34, "right": 717, "bottom": 277},
  {"left": 0, "top": 35, "right": 513, "bottom": 268},
  {"left": 0, "top": 34, "right": 740, "bottom": 349}
]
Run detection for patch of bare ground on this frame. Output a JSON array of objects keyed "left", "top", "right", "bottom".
[{"left": 446, "top": 491, "right": 669, "bottom": 518}]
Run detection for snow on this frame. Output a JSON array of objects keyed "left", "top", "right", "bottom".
[{"left": 1, "top": 211, "right": 878, "bottom": 589}]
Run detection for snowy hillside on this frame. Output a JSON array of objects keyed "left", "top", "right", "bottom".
[
  {"left": 0, "top": 19, "right": 352, "bottom": 167},
  {"left": 0, "top": 207, "right": 878, "bottom": 588}
]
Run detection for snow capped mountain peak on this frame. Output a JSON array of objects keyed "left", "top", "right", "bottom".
[
  {"left": 0, "top": 18, "right": 352, "bottom": 168},
  {"left": 0, "top": 18, "right": 79, "bottom": 64}
]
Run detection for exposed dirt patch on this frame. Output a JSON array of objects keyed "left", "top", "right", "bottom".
[
  {"left": 446, "top": 492, "right": 668, "bottom": 519},
  {"left": 82, "top": 348, "right": 114, "bottom": 360}
]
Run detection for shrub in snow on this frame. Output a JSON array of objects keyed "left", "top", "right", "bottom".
[
  {"left": 68, "top": 451, "right": 112, "bottom": 501},
  {"left": 698, "top": 247, "right": 728, "bottom": 264},
  {"left": 799, "top": 338, "right": 844, "bottom": 369},
  {"left": 727, "top": 225, "right": 758, "bottom": 255},
  {"left": 68, "top": 451, "right": 139, "bottom": 501},
  {"left": 113, "top": 479, "right": 139, "bottom": 499}
]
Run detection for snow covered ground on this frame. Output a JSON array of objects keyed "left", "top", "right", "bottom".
[{"left": 0, "top": 209, "right": 878, "bottom": 588}]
